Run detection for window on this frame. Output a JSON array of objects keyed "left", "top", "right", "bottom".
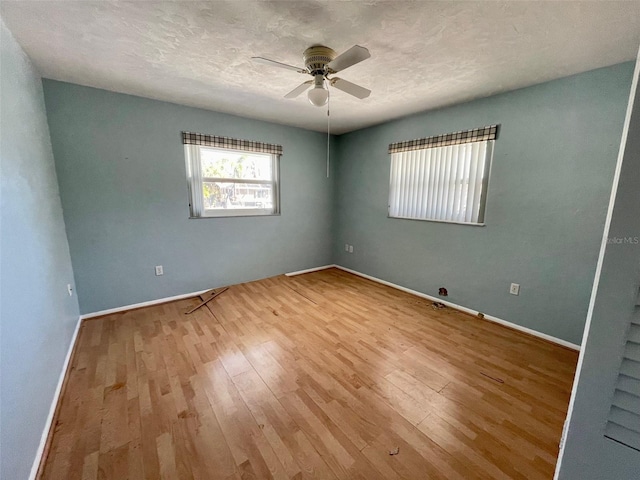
[
  {"left": 388, "top": 125, "right": 497, "bottom": 225},
  {"left": 183, "top": 132, "right": 281, "bottom": 218}
]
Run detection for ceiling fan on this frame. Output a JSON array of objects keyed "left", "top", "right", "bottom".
[{"left": 252, "top": 45, "right": 371, "bottom": 106}]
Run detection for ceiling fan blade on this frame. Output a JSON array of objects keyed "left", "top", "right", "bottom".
[
  {"left": 252, "top": 57, "right": 306, "bottom": 73},
  {"left": 330, "top": 78, "right": 371, "bottom": 99},
  {"left": 284, "top": 80, "right": 313, "bottom": 98},
  {"left": 327, "top": 45, "right": 370, "bottom": 73}
]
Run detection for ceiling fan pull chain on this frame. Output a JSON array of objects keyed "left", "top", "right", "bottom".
[{"left": 327, "top": 90, "right": 331, "bottom": 178}]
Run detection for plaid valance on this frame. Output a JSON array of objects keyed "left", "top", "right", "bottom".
[
  {"left": 388, "top": 125, "right": 498, "bottom": 154},
  {"left": 182, "top": 132, "right": 283, "bottom": 155}
]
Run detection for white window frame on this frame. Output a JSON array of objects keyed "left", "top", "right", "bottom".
[
  {"left": 388, "top": 140, "right": 494, "bottom": 225},
  {"left": 184, "top": 145, "right": 280, "bottom": 218}
]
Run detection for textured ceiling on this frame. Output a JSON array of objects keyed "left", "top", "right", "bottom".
[{"left": 2, "top": 1, "right": 639, "bottom": 134}]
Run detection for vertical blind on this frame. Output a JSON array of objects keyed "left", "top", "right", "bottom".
[
  {"left": 388, "top": 140, "right": 493, "bottom": 224},
  {"left": 604, "top": 302, "right": 640, "bottom": 451}
]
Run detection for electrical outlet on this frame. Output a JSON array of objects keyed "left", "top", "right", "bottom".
[
  {"left": 155, "top": 265, "right": 164, "bottom": 276},
  {"left": 67, "top": 284, "right": 73, "bottom": 296},
  {"left": 348, "top": 245, "right": 354, "bottom": 253},
  {"left": 345, "top": 243, "right": 349, "bottom": 251},
  {"left": 510, "top": 283, "right": 520, "bottom": 295}
]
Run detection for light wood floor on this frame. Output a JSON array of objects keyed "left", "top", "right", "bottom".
[{"left": 40, "top": 268, "right": 578, "bottom": 479}]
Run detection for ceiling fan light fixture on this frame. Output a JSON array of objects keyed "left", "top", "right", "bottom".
[
  {"left": 308, "top": 86, "right": 328, "bottom": 107},
  {"left": 308, "top": 75, "right": 328, "bottom": 107}
]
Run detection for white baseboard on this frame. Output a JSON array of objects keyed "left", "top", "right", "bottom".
[
  {"left": 286, "top": 264, "right": 336, "bottom": 277},
  {"left": 80, "top": 288, "right": 211, "bottom": 320},
  {"left": 29, "top": 315, "right": 83, "bottom": 480},
  {"left": 335, "top": 265, "right": 581, "bottom": 351},
  {"left": 81, "top": 265, "right": 336, "bottom": 319},
  {"left": 80, "top": 264, "right": 581, "bottom": 352}
]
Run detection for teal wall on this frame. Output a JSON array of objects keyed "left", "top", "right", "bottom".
[
  {"left": 558, "top": 58, "right": 640, "bottom": 480},
  {"left": 0, "top": 20, "right": 79, "bottom": 480},
  {"left": 43, "top": 80, "right": 335, "bottom": 315},
  {"left": 333, "top": 63, "right": 634, "bottom": 345}
]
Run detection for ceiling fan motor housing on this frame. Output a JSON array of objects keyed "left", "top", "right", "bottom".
[{"left": 303, "top": 46, "right": 337, "bottom": 75}]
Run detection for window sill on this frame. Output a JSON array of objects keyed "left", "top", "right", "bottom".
[
  {"left": 388, "top": 215, "right": 485, "bottom": 227},
  {"left": 189, "top": 212, "right": 280, "bottom": 219}
]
